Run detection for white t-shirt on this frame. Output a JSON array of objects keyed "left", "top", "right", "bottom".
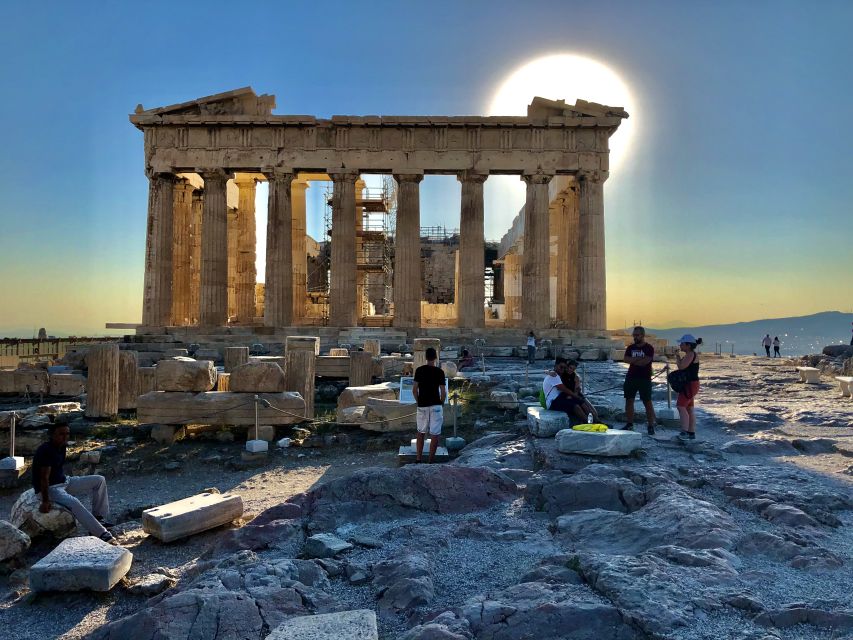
[
  {"left": 527, "top": 336, "right": 536, "bottom": 347},
  {"left": 762, "top": 336, "right": 772, "bottom": 346},
  {"left": 542, "top": 374, "right": 563, "bottom": 408}
]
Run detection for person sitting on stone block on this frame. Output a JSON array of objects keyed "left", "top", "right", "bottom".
[
  {"left": 457, "top": 349, "right": 475, "bottom": 370},
  {"left": 544, "top": 359, "right": 599, "bottom": 424},
  {"left": 32, "top": 423, "right": 118, "bottom": 544}
]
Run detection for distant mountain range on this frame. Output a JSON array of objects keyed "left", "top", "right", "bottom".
[{"left": 646, "top": 311, "right": 853, "bottom": 356}]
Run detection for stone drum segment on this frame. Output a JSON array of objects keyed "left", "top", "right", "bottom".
[
  {"left": 29, "top": 536, "right": 133, "bottom": 592},
  {"left": 142, "top": 492, "right": 244, "bottom": 542}
]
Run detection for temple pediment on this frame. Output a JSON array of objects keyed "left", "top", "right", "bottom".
[
  {"left": 134, "top": 87, "right": 275, "bottom": 117},
  {"left": 527, "top": 97, "right": 628, "bottom": 121}
]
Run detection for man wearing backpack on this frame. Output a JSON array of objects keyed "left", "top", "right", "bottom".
[{"left": 622, "top": 326, "right": 656, "bottom": 435}]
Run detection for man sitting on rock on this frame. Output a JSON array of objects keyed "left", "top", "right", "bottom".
[
  {"left": 543, "top": 360, "right": 598, "bottom": 423},
  {"left": 412, "top": 347, "right": 446, "bottom": 463},
  {"left": 32, "top": 423, "right": 117, "bottom": 544}
]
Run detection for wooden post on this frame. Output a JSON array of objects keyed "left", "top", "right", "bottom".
[
  {"left": 118, "top": 350, "right": 139, "bottom": 410},
  {"left": 224, "top": 347, "right": 249, "bottom": 373},
  {"left": 86, "top": 344, "right": 119, "bottom": 419},
  {"left": 349, "top": 351, "right": 374, "bottom": 387},
  {"left": 284, "top": 350, "right": 315, "bottom": 418}
]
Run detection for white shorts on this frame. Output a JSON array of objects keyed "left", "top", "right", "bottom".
[{"left": 416, "top": 405, "right": 444, "bottom": 435}]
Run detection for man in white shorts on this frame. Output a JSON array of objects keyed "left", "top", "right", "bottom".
[{"left": 412, "top": 347, "right": 446, "bottom": 463}]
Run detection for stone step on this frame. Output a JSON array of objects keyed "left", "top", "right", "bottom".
[
  {"left": 29, "top": 536, "right": 133, "bottom": 592},
  {"left": 142, "top": 492, "right": 244, "bottom": 543}
]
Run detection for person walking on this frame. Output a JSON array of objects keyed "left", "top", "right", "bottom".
[
  {"left": 412, "top": 347, "right": 446, "bottom": 464},
  {"left": 675, "top": 334, "right": 702, "bottom": 441},
  {"left": 762, "top": 334, "right": 772, "bottom": 357},
  {"left": 32, "top": 423, "right": 117, "bottom": 544},
  {"left": 622, "top": 326, "right": 657, "bottom": 435},
  {"left": 773, "top": 336, "right": 781, "bottom": 357},
  {"left": 526, "top": 331, "right": 537, "bottom": 365}
]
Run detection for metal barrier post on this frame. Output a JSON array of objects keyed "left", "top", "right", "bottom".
[
  {"left": 10, "top": 412, "right": 16, "bottom": 458},
  {"left": 452, "top": 393, "right": 458, "bottom": 438},
  {"left": 254, "top": 394, "right": 260, "bottom": 441},
  {"left": 665, "top": 363, "right": 672, "bottom": 409}
]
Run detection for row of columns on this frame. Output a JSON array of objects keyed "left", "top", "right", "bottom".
[{"left": 142, "top": 168, "right": 606, "bottom": 331}]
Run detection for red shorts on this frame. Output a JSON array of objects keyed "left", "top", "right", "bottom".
[{"left": 677, "top": 381, "right": 700, "bottom": 408}]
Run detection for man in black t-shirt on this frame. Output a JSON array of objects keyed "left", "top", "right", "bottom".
[
  {"left": 412, "top": 347, "right": 446, "bottom": 463},
  {"left": 32, "top": 423, "right": 117, "bottom": 544},
  {"left": 623, "top": 326, "right": 657, "bottom": 435}
]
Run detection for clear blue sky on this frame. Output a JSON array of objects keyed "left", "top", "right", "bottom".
[{"left": 1, "top": 0, "right": 851, "bottom": 334}]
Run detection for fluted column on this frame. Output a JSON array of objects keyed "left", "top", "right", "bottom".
[
  {"left": 171, "top": 179, "right": 194, "bottom": 326},
  {"left": 189, "top": 189, "right": 203, "bottom": 324},
  {"left": 199, "top": 169, "right": 230, "bottom": 327},
  {"left": 564, "top": 182, "right": 580, "bottom": 326},
  {"left": 291, "top": 179, "right": 309, "bottom": 323},
  {"left": 226, "top": 206, "right": 238, "bottom": 320},
  {"left": 522, "top": 173, "right": 553, "bottom": 328},
  {"left": 577, "top": 170, "right": 608, "bottom": 330},
  {"left": 264, "top": 170, "right": 294, "bottom": 327},
  {"left": 393, "top": 174, "right": 423, "bottom": 328},
  {"left": 355, "top": 178, "right": 366, "bottom": 320},
  {"left": 458, "top": 171, "right": 487, "bottom": 328},
  {"left": 234, "top": 176, "right": 257, "bottom": 324},
  {"left": 142, "top": 172, "right": 175, "bottom": 327},
  {"left": 329, "top": 170, "right": 359, "bottom": 327}
]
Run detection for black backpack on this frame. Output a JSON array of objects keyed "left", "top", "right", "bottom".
[{"left": 667, "top": 368, "right": 688, "bottom": 393}]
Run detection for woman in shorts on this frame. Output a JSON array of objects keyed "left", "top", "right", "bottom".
[{"left": 675, "top": 334, "right": 702, "bottom": 441}]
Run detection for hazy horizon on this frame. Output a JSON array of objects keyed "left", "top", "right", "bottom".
[{"left": 1, "top": 0, "right": 851, "bottom": 335}]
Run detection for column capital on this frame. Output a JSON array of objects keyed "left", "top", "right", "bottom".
[
  {"left": 233, "top": 175, "right": 258, "bottom": 188},
  {"left": 521, "top": 172, "right": 553, "bottom": 186},
  {"left": 197, "top": 168, "right": 233, "bottom": 183},
  {"left": 576, "top": 169, "right": 609, "bottom": 184},
  {"left": 457, "top": 170, "right": 488, "bottom": 184},
  {"left": 327, "top": 169, "right": 360, "bottom": 182},
  {"left": 393, "top": 173, "right": 424, "bottom": 184},
  {"left": 145, "top": 169, "right": 176, "bottom": 182},
  {"left": 292, "top": 179, "right": 310, "bottom": 191},
  {"left": 262, "top": 168, "right": 295, "bottom": 182}
]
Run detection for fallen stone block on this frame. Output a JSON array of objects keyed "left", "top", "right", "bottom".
[
  {"left": 47, "top": 374, "right": 86, "bottom": 397},
  {"left": 337, "top": 406, "right": 368, "bottom": 424},
  {"left": 304, "top": 533, "right": 353, "bottom": 558},
  {"left": 0, "top": 519, "right": 30, "bottom": 562},
  {"left": 13, "top": 369, "right": 50, "bottom": 395},
  {"left": 362, "top": 398, "right": 417, "bottom": 432},
  {"left": 193, "top": 348, "right": 220, "bottom": 362},
  {"left": 556, "top": 428, "right": 642, "bottom": 457},
  {"left": 142, "top": 492, "right": 244, "bottom": 542},
  {"left": 137, "top": 391, "right": 305, "bottom": 426},
  {"left": 229, "top": 362, "right": 286, "bottom": 392},
  {"left": 0, "top": 370, "right": 15, "bottom": 394},
  {"left": 30, "top": 536, "right": 132, "bottom": 591},
  {"left": 155, "top": 358, "right": 217, "bottom": 392},
  {"left": 337, "top": 383, "right": 397, "bottom": 410},
  {"left": 527, "top": 407, "right": 570, "bottom": 437},
  {"left": 490, "top": 390, "right": 518, "bottom": 409},
  {"left": 10, "top": 488, "right": 76, "bottom": 539},
  {"left": 268, "top": 610, "right": 378, "bottom": 640}
]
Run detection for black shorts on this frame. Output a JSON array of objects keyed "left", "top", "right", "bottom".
[{"left": 624, "top": 377, "right": 652, "bottom": 402}]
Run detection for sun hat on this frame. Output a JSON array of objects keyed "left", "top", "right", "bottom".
[{"left": 677, "top": 334, "right": 698, "bottom": 344}]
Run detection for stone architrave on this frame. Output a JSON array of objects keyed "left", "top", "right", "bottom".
[
  {"left": 171, "top": 179, "right": 195, "bottom": 326},
  {"left": 141, "top": 172, "right": 175, "bottom": 327},
  {"left": 349, "top": 351, "right": 373, "bottom": 387},
  {"left": 199, "top": 169, "right": 231, "bottom": 326},
  {"left": 329, "top": 171, "right": 358, "bottom": 327},
  {"left": 577, "top": 170, "right": 607, "bottom": 330},
  {"left": 85, "top": 344, "right": 119, "bottom": 419},
  {"left": 234, "top": 176, "right": 257, "bottom": 324},
  {"left": 142, "top": 492, "right": 243, "bottom": 543},
  {"left": 458, "top": 171, "right": 487, "bottom": 328},
  {"left": 393, "top": 174, "right": 423, "bottom": 328},
  {"left": 117, "top": 350, "right": 139, "bottom": 411},
  {"left": 264, "top": 170, "right": 294, "bottom": 327},
  {"left": 224, "top": 346, "right": 249, "bottom": 373},
  {"left": 137, "top": 391, "right": 305, "bottom": 425},
  {"left": 291, "top": 179, "right": 309, "bottom": 323},
  {"left": 284, "top": 349, "right": 316, "bottom": 418},
  {"left": 413, "top": 338, "right": 441, "bottom": 370},
  {"left": 522, "top": 173, "right": 553, "bottom": 329}
]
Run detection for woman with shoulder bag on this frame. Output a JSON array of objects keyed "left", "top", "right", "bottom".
[{"left": 674, "top": 334, "right": 702, "bottom": 441}]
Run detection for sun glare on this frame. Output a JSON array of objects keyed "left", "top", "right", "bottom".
[{"left": 487, "top": 53, "right": 636, "bottom": 170}]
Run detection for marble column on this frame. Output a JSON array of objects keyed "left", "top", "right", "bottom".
[
  {"left": 564, "top": 182, "right": 580, "bottom": 326},
  {"left": 171, "top": 179, "right": 194, "bottom": 326},
  {"left": 503, "top": 252, "right": 521, "bottom": 326},
  {"left": 393, "top": 173, "right": 423, "bottom": 328},
  {"left": 226, "top": 206, "right": 238, "bottom": 320},
  {"left": 189, "top": 189, "right": 203, "bottom": 324},
  {"left": 355, "top": 178, "right": 366, "bottom": 320},
  {"left": 291, "top": 179, "right": 309, "bottom": 323},
  {"left": 522, "top": 173, "right": 553, "bottom": 328},
  {"left": 142, "top": 172, "right": 175, "bottom": 327},
  {"left": 577, "top": 170, "right": 608, "bottom": 330},
  {"left": 234, "top": 176, "right": 257, "bottom": 324},
  {"left": 329, "top": 171, "right": 358, "bottom": 327},
  {"left": 199, "top": 169, "right": 230, "bottom": 327},
  {"left": 264, "top": 170, "right": 294, "bottom": 327},
  {"left": 458, "top": 171, "right": 487, "bottom": 328}
]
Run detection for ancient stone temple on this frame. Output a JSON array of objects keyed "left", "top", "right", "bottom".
[{"left": 130, "top": 87, "right": 626, "bottom": 336}]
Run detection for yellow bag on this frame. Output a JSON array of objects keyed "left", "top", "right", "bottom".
[{"left": 572, "top": 424, "right": 608, "bottom": 433}]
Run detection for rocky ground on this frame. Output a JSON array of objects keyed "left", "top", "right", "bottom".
[{"left": 1, "top": 355, "right": 851, "bottom": 639}]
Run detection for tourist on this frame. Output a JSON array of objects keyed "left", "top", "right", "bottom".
[
  {"left": 622, "top": 326, "right": 657, "bottom": 435},
  {"left": 527, "top": 331, "right": 537, "bottom": 365},
  {"left": 557, "top": 359, "right": 600, "bottom": 423},
  {"left": 32, "top": 423, "right": 117, "bottom": 544},
  {"left": 773, "top": 336, "right": 781, "bottom": 357},
  {"left": 412, "top": 347, "right": 446, "bottom": 463},
  {"left": 457, "top": 349, "right": 475, "bottom": 371},
  {"left": 675, "top": 334, "right": 702, "bottom": 441},
  {"left": 762, "top": 334, "right": 772, "bottom": 357}
]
